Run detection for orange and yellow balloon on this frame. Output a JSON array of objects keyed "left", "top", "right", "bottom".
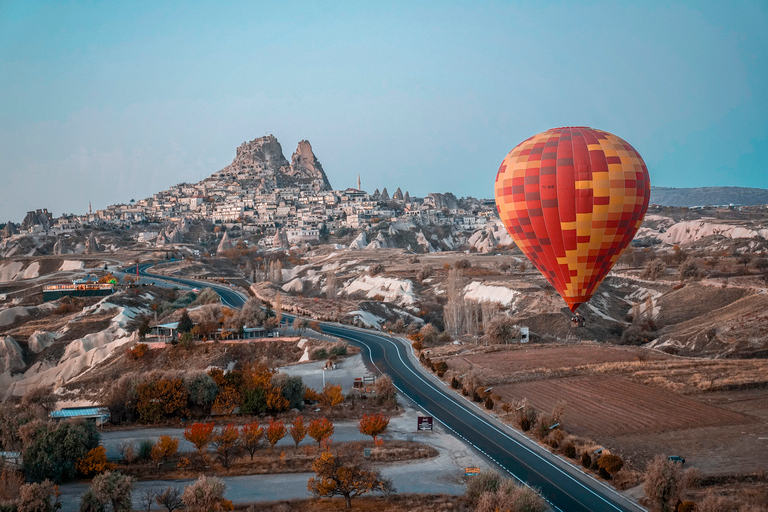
[{"left": 494, "top": 127, "right": 650, "bottom": 313}]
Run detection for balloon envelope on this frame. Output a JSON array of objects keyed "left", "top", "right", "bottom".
[{"left": 494, "top": 127, "right": 650, "bottom": 312}]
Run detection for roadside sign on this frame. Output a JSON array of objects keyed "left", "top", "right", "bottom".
[
  {"left": 417, "top": 416, "right": 433, "bottom": 431},
  {"left": 363, "top": 448, "right": 371, "bottom": 458},
  {"left": 465, "top": 467, "right": 481, "bottom": 476}
]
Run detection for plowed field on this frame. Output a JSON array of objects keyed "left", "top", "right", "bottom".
[{"left": 495, "top": 375, "right": 753, "bottom": 437}]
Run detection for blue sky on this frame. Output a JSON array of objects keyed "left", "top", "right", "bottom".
[{"left": 1, "top": 1, "right": 766, "bottom": 222}]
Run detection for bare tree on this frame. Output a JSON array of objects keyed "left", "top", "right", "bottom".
[
  {"left": 139, "top": 487, "right": 161, "bottom": 512},
  {"left": 155, "top": 486, "right": 184, "bottom": 512},
  {"left": 325, "top": 270, "right": 338, "bottom": 300}
]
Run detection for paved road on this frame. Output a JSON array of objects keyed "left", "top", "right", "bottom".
[{"left": 133, "top": 264, "right": 645, "bottom": 512}]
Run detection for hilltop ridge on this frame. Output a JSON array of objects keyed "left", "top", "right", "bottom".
[{"left": 650, "top": 186, "right": 768, "bottom": 207}]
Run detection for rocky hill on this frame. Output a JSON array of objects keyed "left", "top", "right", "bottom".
[
  {"left": 211, "top": 135, "right": 332, "bottom": 192},
  {"left": 650, "top": 186, "right": 768, "bottom": 207}
]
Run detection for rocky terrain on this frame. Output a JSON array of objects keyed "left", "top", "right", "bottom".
[{"left": 211, "top": 135, "right": 332, "bottom": 192}]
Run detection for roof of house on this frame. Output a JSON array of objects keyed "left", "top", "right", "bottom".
[{"left": 50, "top": 407, "right": 110, "bottom": 419}]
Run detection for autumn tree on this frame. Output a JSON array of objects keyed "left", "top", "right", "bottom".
[
  {"left": 240, "top": 422, "right": 264, "bottom": 461},
  {"left": 211, "top": 386, "right": 242, "bottom": 416},
  {"left": 77, "top": 446, "right": 117, "bottom": 477},
  {"left": 357, "top": 413, "right": 390, "bottom": 442},
  {"left": 266, "top": 418, "right": 287, "bottom": 450},
  {"left": 213, "top": 424, "right": 240, "bottom": 469},
  {"left": 598, "top": 453, "right": 624, "bottom": 476},
  {"left": 319, "top": 383, "right": 344, "bottom": 408},
  {"left": 136, "top": 378, "right": 189, "bottom": 423},
  {"left": 373, "top": 375, "right": 397, "bottom": 407},
  {"left": 307, "top": 452, "right": 394, "bottom": 509},
  {"left": 308, "top": 418, "right": 334, "bottom": 448},
  {"left": 184, "top": 422, "right": 214, "bottom": 466},
  {"left": 290, "top": 416, "right": 307, "bottom": 448},
  {"left": 151, "top": 436, "right": 179, "bottom": 466},
  {"left": 23, "top": 420, "right": 100, "bottom": 483},
  {"left": 177, "top": 309, "right": 194, "bottom": 333}
]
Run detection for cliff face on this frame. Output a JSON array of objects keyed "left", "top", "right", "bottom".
[{"left": 211, "top": 135, "right": 332, "bottom": 192}]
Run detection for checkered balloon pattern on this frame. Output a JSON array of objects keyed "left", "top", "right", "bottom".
[{"left": 494, "top": 127, "right": 650, "bottom": 313}]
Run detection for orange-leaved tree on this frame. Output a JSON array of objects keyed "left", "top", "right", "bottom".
[
  {"left": 151, "top": 435, "right": 179, "bottom": 465},
  {"left": 184, "top": 422, "right": 215, "bottom": 465},
  {"left": 212, "top": 386, "right": 242, "bottom": 416},
  {"left": 136, "top": 378, "right": 189, "bottom": 423},
  {"left": 307, "top": 452, "right": 394, "bottom": 509},
  {"left": 290, "top": 416, "right": 307, "bottom": 449},
  {"left": 213, "top": 424, "right": 240, "bottom": 469},
  {"left": 357, "top": 413, "right": 390, "bottom": 442},
  {"left": 308, "top": 417, "right": 334, "bottom": 448},
  {"left": 319, "top": 383, "right": 344, "bottom": 409},
  {"left": 266, "top": 386, "right": 289, "bottom": 412},
  {"left": 76, "top": 446, "right": 116, "bottom": 477},
  {"left": 266, "top": 418, "right": 287, "bottom": 450},
  {"left": 240, "top": 422, "right": 264, "bottom": 461}
]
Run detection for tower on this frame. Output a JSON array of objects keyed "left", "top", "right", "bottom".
[
  {"left": 357, "top": 174, "right": 361, "bottom": 191},
  {"left": 89, "top": 202, "right": 92, "bottom": 215}
]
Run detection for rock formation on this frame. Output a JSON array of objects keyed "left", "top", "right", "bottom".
[
  {"left": 404, "top": 191, "right": 411, "bottom": 203},
  {"left": 217, "top": 231, "right": 233, "bottom": 254},
  {"left": 272, "top": 228, "right": 289, "bottom": 249},
  {"left": 393, "top": 188, "right": 404, "bottom": 201},
  {"left": 1, "top": 222, "right": 17, "bottom": 238},
  {"left": 52, "top": 237, "right": 68, "bottom": 255},
  {"left": 0, "top": 335, "right": 24, "bottom": 373},
  {"left": 381, "top": 188, "right": 390, "bottom": 201},
  {"left": 211, "top": 135, "right": 332, "bottom": 193},
  {"left": 372, "top": 189, "right": 380, "bottom": 200},
  {"left": 28, "top": 331, "right": 55, "bottom": 353},
  {"left": 85, "top": 233, "right": 100, "bottom": 254}
]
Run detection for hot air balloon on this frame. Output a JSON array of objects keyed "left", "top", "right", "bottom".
[{"left": 494, "top": 127, "right": 650, "bottom": 314}]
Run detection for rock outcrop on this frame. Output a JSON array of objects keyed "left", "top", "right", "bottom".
[
  {"left": 211, "top": 135, "right": 332, "bottom": 193},
  {"left": 1, "top": 222, "right": 17, "bottom": 238},
  {"left": 28, "top": 331, "right": 55, "bottom": 353},
  {"left": 52, "top": 237, "right": 68, "bottom": 255},
  {"left": 0, "top": 336, "right": 24, "bottom": 373},
  {"left": 85, "top": 233, "right": 100, "bottom": 254},
  {"left": 217, "top": 231, "right": 233, "bottom": 254}
]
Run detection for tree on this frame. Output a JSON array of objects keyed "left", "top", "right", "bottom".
[
  {"left": 175, "top": 309, "right": 193, "bottom": 334},
  {"left": 292, "top": 317, "right": 310, "bottom": 336},
  {"left": 240, "top": 422, "right": 264, "bottom": 461},
  {"left": 273, "top": 374, "right": 305, "bottom": 411},
  {"left": 266, "top": 418, "right": 287, "bottom": 449},
  {"left": 77, "top": 446, "right": 117, "bottom": 477},
  {"left": 357, "top": 413, "right": 390, "bottom": 442},
  {"left": 155, "top": 486, "right": 184, "bottom": 512},
  {"left": 186, "top": 373, "right": 219, "bottom": 412},
  {"left": 79, "top": 490, "right": 104, "bottom": 512},
  {"left": 23, "top": 420, "right": 100, "bottom": 483},
  {"left": 308, "top": 418, "right": 334, "bottom": 448},
  {"left": 485, "top": 315, "right": 520, "bottom": 344},
  {"left": 211, "top": 386, "right": 242, "bottom": 416},
  {"left": 319, "top": 383, "right": 344, "bottom": 408},
  {"left": 151, "top": 436, "right": 179, "bottom": 466},
  {"left": 642, "top": 259, "right": 667, "bottom": 280},
  {"left": 290, "top": 416, "right": 307, "bottom": 449},
  {"left": 18, "top": 480, "right": 61, "bottom": 512},
  {"left": 135, "top": 378, "right": 189, "bottom": 423},
  {"left": 679, "top": 259, "right": 703, "bottom": 281},
  {"left": 643, "top": 455, "right": 684, "bottom": 512},
  {"left": 91, "top": 471, "right": 134, "bottom": 512},
  {"left": 373, "top": 375, "right": 397, "bottom": 407},
  {"left": 182, "top": 475, "right": 231, "bottom": 512},
  {"left": 213, "top": 424, "right": 240, "bottom": 469},
  {"left": 184, "top": 422, "right": 214, "bottom": 466},
  {"left": 307, "top": 452, "right": 394, "bottom": 509}
]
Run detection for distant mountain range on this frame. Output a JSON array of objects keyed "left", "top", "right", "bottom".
[{"left": 649, "top": 186, "right": 768, "bottom": 207}]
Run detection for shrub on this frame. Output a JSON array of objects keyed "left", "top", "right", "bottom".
[
  {"left": 90, "top": 471, "right": 134, "bottom": 512},
  {"left": 18, "top": 480, "right": 60, "bottom": 512},
  {"left": 678, "top": 501, "right": 696, "bottom": 512},
  {"left": 127, "top": 343, "right": 148, "bottom": 360},
  {"left": 485, "top": 315, "right": 520, "bottom": 344},
  {"left": 76, "top": 446, "right": 116, "bottom": 477},
  {"left": 311, "top": 348, "right": 328, "bottom": 360},
  {"left": 23, "top": 420, "right": 100, "bottom": 483},
  {"left": 432, "top": 361, "right": 448, "bottom": 377},
  {"left": 182, "top": 475, "right": 230, "bottom": 512},
  {"left": 369, "top": 263, "right": 385, "bottom": 276},
  {"left": 643, "top": 455, "right": 684, "bottom": 512},
  {"left": 151, "top": 436, "right": 179, "bottom": 465},
  {"left": 598, "top": 453, "right": 624, "bottom": 475},
  {"left": 137, "top": 440, "right": 154, "bottom": 461},
  {"left": 484, "top": 396, "right": 494, "bottom": 410},
  {"left": 642, "top": 259, "right": 667, "bottom": 280},
  {"left": 373, "top": 375, "right": 397, "bottom": 407},
  {"left": 451, "top": 376, "right": 461, "bottom": 389},
  {"left": 679, "top": 259, "right": 704, "bottom": 281},
  {"left": 562, "top": 443, "right": 576, "bottom": 459},
  {"left": 581, "top": 451, "right": 592, "bottom": 469},
  {"left": 186, "top": 373, "right": 219, "bottom": 411},
  {"left": 357, "top": 413, "right": 390, "bottom": 441},
  {"left": 465, "top": 470, "right": 501, "bottom": 504},
  {"left": 329, "top": 345, "right": 347, "bottom": 357}
]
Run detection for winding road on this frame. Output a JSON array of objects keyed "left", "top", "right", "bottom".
[{"left": 127, "top": 263, "right": 645, "bottom": 512}]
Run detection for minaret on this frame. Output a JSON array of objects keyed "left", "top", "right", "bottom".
[
  {"left": 89, "top": 202, "right": 92, "bottom": 215},
  {"left": 357, "top": 174, "right": 361, "bottom": 191}
]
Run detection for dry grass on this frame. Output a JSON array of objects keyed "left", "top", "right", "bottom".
[{"left": 236, "top": 494, "right": 470, "bottom": 512}]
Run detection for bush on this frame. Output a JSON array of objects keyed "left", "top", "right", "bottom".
[
  {"left": 311, "top": 348, "right": 328, "bottom": 360},
  {"left": 484, "top": 396, "right": 494, "bottom": 410},
  {"left": 90, "top": 471, "right": 134, "bottom": 512},
  {"left": 581, "top": 451, "right": 592, "bottom": 469},
  {"left": 18, "top": 480, "right": 60, "bottom": 512},
  {"left": 642, "top": 259, "right": 667, "bottom": 280},
  {"left": 678, "top": 501, "right": 696, "bottom": 512},
  {"left": 679, "top": 259, "right": 704, "bottom": 281},
  {"left": 562, "top": 443, "right": 576, "bottom": 459},
  {"left": 465, "top": 470, "right": 501, "bottom": 504},
  {"left": 127, "top": 343, "right": 148, "bottom": 360},
  {"left": 598, "top": 453, "right": 624, "bottom": 475},
  {"left": 182, "top": 475, "right": 229, "bottom": 512},
  {"left": 369, "top": 263, "right": 385, "bottom": 276},
  {"left": 431, "top": 361, "right": 448, "bottom": 377},
  {"left": 329, "top": 345, "right": 347, "bottom": 357},
  {"left": 23, "top": 420, "right": 100, "bottom": 483},
  {"left": 186, "top": 373, "right": 219, "bottom": 411},
  {"left": 137, "top": 440, "right": 154, "bottom": 461},
  {"left": 451, "top": 376, "right": 461, "bottom": 389}
]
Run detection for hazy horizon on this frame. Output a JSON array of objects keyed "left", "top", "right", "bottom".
[{"left": 2, "top": 1, "right": 766, "bottom": 223}]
